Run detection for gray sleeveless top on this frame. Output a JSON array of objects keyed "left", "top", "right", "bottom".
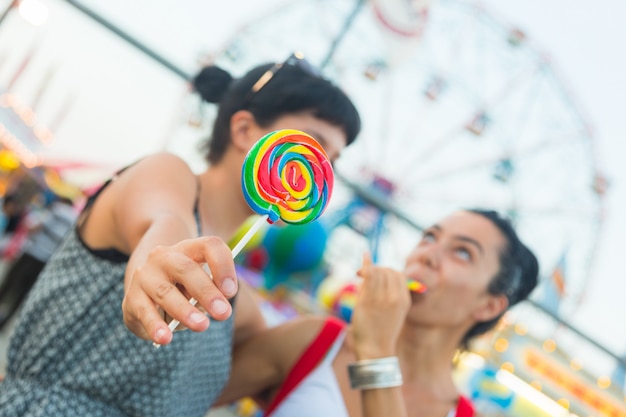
[{"left": 0, "top": 177, "right": 234, "bottom": 416}]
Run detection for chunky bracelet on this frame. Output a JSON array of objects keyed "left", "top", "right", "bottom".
[{"left": 347, "top": 356, "right": 403, "bottom": 390}]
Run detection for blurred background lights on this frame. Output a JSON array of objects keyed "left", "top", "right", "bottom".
[
  {"left": 500, "top": 361, "right": 515, "bottom": 373},
  {"left": 494, "top": 338, "right": 509, "bottom": 353},
  {"left": 596, "top": 376, "right": 611, "bottom": 389},
  {"left": 569, "top": 359, "right": 583, "bottom": 371},
  {"left": 542, "top": 339, "right": 557, "bottom": 353}
]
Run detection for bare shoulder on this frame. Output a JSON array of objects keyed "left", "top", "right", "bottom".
[
  {"left": 103, "top": 152, "right": 198, "bottom": 251},
  {"left": 96, "top": 153, "right": 196, "bottom": 200},
  {"left": 78, "top": 152, "right": 191, "bottom": 246},
  {"left": 124, "top": 152, "right": 195, "bottom": 180},
  {"left": 136, "top": 152, "right": 192, "bottom": 167},
  {"left": 114, "top": 153, "right": 196, "bottom": 200}
]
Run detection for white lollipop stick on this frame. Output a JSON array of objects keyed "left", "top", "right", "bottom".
[{"left": 153, "top": 214, "right": 269, "bottom": 348}]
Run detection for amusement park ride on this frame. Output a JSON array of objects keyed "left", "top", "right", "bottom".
[{"left": 0, "top": 0, "right": 624, "bottom": 416}]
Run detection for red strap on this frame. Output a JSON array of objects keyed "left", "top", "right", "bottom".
[
  {"left": 264, "top": 316, "right": 346, "bottom": 416},
  {"left": 456, "top": 395, "right": 475, "bottom": 417}
]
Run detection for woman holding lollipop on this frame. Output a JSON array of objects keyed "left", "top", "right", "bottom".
[
  {"left": 215, "top": 209, "right": 539, "bottom": 417},
  {"left": 0, "top": 54, "right": 360, "bottom": 417}
]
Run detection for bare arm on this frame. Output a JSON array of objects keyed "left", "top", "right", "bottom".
[
  {"left": 214, "top": 315, "right": 326, "bottom": 406},
  {"left": 232, "top": 280, "right": 268, "bottom": 348},
  {"left": 93, "top": 153, "right": 238, "bottom": 345},
  {"left": 350, "top": 255, "right": 411, "bottom": 417}
]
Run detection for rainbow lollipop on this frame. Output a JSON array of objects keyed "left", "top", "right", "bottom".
[
  {"left": 155, "top": 129, "right": 334, "bottom": 346},
  {"left": 242, "top": 129, "right": 334, "bottom": 225}
]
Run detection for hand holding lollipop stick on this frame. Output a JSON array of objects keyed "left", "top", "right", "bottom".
[{"left": 155, "top": 129, "right": 334, "bottom": 347}]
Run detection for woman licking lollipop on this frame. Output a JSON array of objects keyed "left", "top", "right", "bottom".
[
  {"left": 214, "top": 209, "right": 539, "bottom": 417},
  {"left": 0, "top": 54, "right": 361, "bottom": 417}
]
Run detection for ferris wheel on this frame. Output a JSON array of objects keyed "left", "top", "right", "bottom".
[{"left": 209, "top": 0, "right": 605, "bottom": 318}]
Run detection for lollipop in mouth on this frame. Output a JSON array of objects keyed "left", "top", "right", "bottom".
[{"left": 407, "top": 279, "right": 428, "bottom": 293}]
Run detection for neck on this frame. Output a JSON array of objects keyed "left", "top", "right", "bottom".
[
  {"left": 396, "top": 323, "right": 464, "bottom": 404},
  {"left": 197, "top": 155, "right": 253, "bottom": 240}
]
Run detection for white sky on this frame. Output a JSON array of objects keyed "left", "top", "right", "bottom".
[
  {"left": 0, "top": 0, "right": 624, "bottom": 362},
  {"left": 478, "top": 0, "right": 626, "bottom": 355}
]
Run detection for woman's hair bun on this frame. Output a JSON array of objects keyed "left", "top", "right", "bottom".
[{"left": 191, "top": 66, "right": 233, "bottom": 104}]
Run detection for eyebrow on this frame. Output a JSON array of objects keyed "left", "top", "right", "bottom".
[
  {"left": 311, "top": 134, "right": 340, "bottom": 162},
  {"left": 315, "top": 134, "right": 330, "bottom": 152},
  {"left": 428, "top": 224, "right": 485, "bottom": 255},
  {"left": 305, "top": 129, "right": 323, "bottom": 144},
  {"left": 456, "top": 236, "right": 484, "bottom": 255}
]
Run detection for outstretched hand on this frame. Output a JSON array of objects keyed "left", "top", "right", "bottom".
[
  {"left": 122, "top": 236, "right": 238, "bottom": 345},
  {"left": 350, "top": 253, "right": 411, "bottom": 360}
]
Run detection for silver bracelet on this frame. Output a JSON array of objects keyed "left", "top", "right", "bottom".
[{"left": 347, "top": 356, "right": 403, "bottom": 390}]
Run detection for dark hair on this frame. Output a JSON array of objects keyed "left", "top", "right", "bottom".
[
  {"left": 2, "top": 193, "right": 16, "bottom": 208},
  {"left": 191, "top": 63, "right": 361, "bottom": 164},
  {"left": 460, "top": 209, "right": 539, "bottom": 349}
]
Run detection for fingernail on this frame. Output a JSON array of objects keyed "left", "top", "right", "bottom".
[
  {"left": 221, "top": 278, "right": 236, "bottom": 296},
  {"left": 190, "top": 311, "right": 207, "bottom": 324},
  {"left": 211, "top": 299, "right": 229, "bottom": 315},
  {"left": 155, "top": 328, "right": 167, "bottom": 340}
]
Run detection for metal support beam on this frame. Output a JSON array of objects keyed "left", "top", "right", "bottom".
[
  {"left": 320, "top": 0, "right": 366, "bottom": 70},
  {"left": 526, "top": 299, "right": 626, "bottom": 369},
  {"left": 336, "top": 171, "right": 424, "bottom": 231},
  {"left": 64, "top": 0, "right": 190, "bottom": 80},
  {"left": 0, "top": 0, "right": 18, "bottom": 27}
]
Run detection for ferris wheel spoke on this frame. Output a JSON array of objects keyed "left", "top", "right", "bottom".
[
  {"left": 497, "top": 66, "right": 548, "bottom": 151},
  {"left": 401, "top": 127, "right": 590, "bottom": 185}
]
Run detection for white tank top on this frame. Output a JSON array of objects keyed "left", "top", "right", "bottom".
[{"left": 267, "top": 330, "right": 349, "bottom": 417}]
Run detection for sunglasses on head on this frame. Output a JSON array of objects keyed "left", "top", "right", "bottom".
[{"left": 247, "top": 52, "right": 321, "bottom": 100}]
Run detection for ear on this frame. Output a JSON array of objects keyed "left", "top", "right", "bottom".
[
  {"left": 230, "top": 110, "right": 259, "bottom": 152},
  {"left": 473, "top": 294, "right": 508, "bottom": 322}
]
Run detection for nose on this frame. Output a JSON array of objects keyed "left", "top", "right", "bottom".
[{"left": 409, "top": 242, "right": 440, "bottom": 270}]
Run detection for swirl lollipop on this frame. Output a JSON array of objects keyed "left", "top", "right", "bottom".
[
  {"left": 242, "top": 129, "right": 334, "bottom": 225},
  {"left": 155, "top": 129, "right": 334, "bottom": 347}
]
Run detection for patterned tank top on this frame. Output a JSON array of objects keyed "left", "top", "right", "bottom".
[{"left": 0, "top": 175, "right": 234, "bottom": 416}]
